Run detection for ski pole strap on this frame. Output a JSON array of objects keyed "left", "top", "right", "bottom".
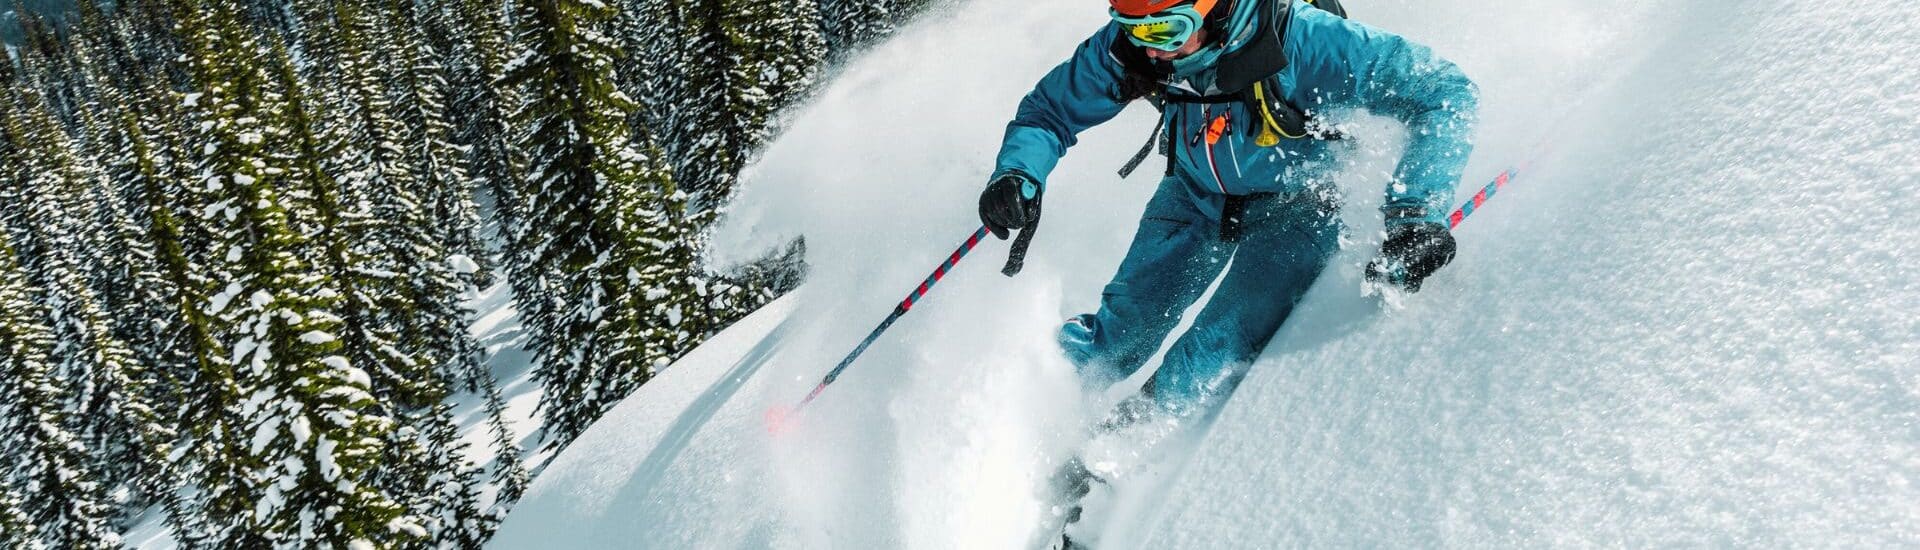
[
  {"left": 1118, "top": 114, "right": 1167, "bottom": 179},
  {"left": 1002, "top": 200, "right": 1040, "bottom": 276}
]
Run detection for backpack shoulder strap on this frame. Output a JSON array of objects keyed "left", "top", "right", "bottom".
[
  {"left": 1307, "top": 0, "right": 1348, "bottom": 18},
  {"left": 1214, "top": 0, "right": 1292, "bottom": 94}
]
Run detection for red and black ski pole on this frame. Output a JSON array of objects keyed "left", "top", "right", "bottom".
[{"left": 769, "top": 226, "right": 995, "bottom": 429}]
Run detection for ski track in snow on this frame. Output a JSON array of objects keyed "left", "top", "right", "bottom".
[{"left": 502, "top": 0, "right": 1920, "bottom": 547}]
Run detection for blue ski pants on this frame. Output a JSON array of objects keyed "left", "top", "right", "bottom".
[{"left": 1060, "top": 173, "right": 1341, "bottom": 416}]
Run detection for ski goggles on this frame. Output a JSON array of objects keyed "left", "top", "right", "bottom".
[{"left": 1110, "top": 0, "right": 1217, "bottom": 52}]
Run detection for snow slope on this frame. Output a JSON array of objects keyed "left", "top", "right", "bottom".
[{"left": 493, "top": 0, "right": 1920, "bottom": 547}]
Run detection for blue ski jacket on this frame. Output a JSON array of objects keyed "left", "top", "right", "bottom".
[{"left": 992, "top": 0, "right": 1478, "bottom": 226}]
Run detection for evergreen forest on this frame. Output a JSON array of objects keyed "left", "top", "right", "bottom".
[{"left": 0, "top": 0, "right": 932, "bottom": 546}]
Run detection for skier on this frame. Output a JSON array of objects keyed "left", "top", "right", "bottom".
[{"left": 980, "top": 0, "right": 1477, "bottom": 423}]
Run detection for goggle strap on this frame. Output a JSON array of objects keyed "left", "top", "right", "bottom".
[{"left": 1191, "top": 0, "right": 1220, "bottom": 19}]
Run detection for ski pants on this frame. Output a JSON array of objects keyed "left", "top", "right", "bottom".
[{"left": 1060, "top": 172, "right": 1341, "bottom": 416}]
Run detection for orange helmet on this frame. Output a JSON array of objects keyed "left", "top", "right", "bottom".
[{"left": 1109, "top": 0, "right": 1219, "bottom": 18}]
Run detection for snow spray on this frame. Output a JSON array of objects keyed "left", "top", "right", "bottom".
[
  {"left": 769, "top": 163, "right": 1531, "bottom": 434},
  {"left": 767, "top": 226, "right": 995, "bottom": 433}
]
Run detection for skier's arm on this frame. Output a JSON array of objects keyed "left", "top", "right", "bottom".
[
  {"left": 1291, "top": 4, "right": 1479, "bottom": 227},
  {"left": 993, "top": 25, "right": 1132, "bottom": 188}
]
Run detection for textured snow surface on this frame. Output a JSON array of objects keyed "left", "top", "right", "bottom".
[{"left": 505, "top": 0, "right": 1920, "bottom": 547}]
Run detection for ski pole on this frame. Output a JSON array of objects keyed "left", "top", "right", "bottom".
[
  {"left": 778, "top": 226, "right": 993, "bottom": 418},
  {"left": 1446, "top": 166, "right": 1520, "bottom": 229}
]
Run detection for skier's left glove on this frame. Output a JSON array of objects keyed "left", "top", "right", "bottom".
[{"left": 1365, "top": 222, "right": 1456, "bottom": 292}]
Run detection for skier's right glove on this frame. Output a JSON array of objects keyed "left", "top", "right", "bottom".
[
  {"left": 978, "top": 171, "right": 1042, "bottom": 240},
  {"left": 1365, "top": 222, "right": 1457, "bottom": 292}
]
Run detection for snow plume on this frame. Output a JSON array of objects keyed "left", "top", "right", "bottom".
[{"left": 499, "top": 0, "right": 1920, "bottom": 547}]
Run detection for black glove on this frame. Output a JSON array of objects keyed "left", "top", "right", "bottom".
[
  {"left": 1365, "top": 222, "right": 1456, "bottom": 292},
  {"left": 978, "top": 171, "right": 1042, "bottom": 240}
]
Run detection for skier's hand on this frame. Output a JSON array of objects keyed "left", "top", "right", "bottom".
[
  {"left": 1365, "top": 222, "right": 1456, "bottom": 292},
  {"left": 978, "top": 171, "right": 1042, "bottom": 240}
]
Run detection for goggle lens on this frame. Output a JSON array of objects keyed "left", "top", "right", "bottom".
[
  {"left": 1111, "top": 7, "right": 1198, "bottom": 52},
  {"left": 1127, "top": 20, "right": 1184, "bottom": 45}
]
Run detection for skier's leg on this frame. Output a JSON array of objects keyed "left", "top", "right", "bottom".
[
  {"left": 1146, "top": 193, "right": 1342, "bottom": 416},
  {"left": 1060, "top": 174, "right": 1228, "bottom": 392}
]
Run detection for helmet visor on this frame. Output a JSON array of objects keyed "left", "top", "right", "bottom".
[{"left": 1111, "top": 5, "right": 1202, "bottom": 52}]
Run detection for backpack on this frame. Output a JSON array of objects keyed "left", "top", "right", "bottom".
[{"left": 1113, "top": 0, "right": 1349, "bottom": 178}]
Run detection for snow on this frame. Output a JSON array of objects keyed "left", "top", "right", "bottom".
[
  {"left": 207, "top": 282, "right": 243, "bottom": 315},
  {"left": 317, "top": 437, "right": 341, "bottom": 482},
  {"left": 447, "top": 254, "right": 479, "bottom": 275},
  {"left": 297, "top": 330, "right": 336, "bottom": 345},
  {"left": 495, "top": 0, "right": 1920, "bottom": 548}
]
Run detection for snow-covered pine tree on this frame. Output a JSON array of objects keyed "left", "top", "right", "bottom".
[
  {"left": 10, "top": 6, "right": 87, "bottom": 132},
  {"left": 72, "top": 0, "right": 146, "bottom": 102},
  {"left": 119, "top": 0, "right": 194, "bottom": 88},
  {"left": 374, "top": 404, "right": 495, "bottom": 546},
  {"left": 0, "top": 485, "right": 34, "bottom": 548},
  {"left": 383, "top": 0, "right": 493, "bottom": 372},
  {"left": 175, "top": 3, "right": 418, "bottom": 544},
  {"left": 289, "top": 0, "right": 347, "bottom": 92},
  {"left": 723, "top": 0, "right": 826, "bottom": 126},
  {"left": 0, "top": 227, "right": 119, "bottom": 550},
  {"left": 818, "top": 0, "right": 934, "bottom": 60},
  {"left": 650, "top": 0, "right": 742, "bottom": 214},
  {"left": 100, "top": 72, "right": 237, "bottom": 540},
  {"left": 270, "top": 30, "right": 502, "bottom": 546},
  {"left": 642, "top": 0, "right": 820, "bottom": 213},
  {"left": 612, "top": 0, "right": 688, "bottom": 141},
  {"left": 67, "top": 12, "right": 200, "bottom": 503},
  {"left": 503, "top": 0, "right": 687, "bottom": 449},
  {"left": 477, "top": 371, "right": 532, "bottom": 507},
  {"left": 306, "top": 0, "right": 448, "bottom": 409},
  {"left": 396, "top": 0, "right": 491, "bottom": 282},
  {"left": 0, "top": 54, "right": 173, "bottom": 533},
  {"left": 445, "top": 0, "right": 529, "bottom": 286}
]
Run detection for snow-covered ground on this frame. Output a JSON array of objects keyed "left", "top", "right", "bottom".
[{"left": 500, "top": 0, "right": 1920, "bottom": 547}]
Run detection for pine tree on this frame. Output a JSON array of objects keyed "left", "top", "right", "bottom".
[
  {"left": 401, "top": 0, "right": 491, "bottom": 282},
  {"left": 0, "top": 228, "right": 119, "bottom": 549},
  {"left": 649, "top": 0, "right": 823, "bottom": 212},
  {"left": 374, "top": 405, "right": 494, "bottom": 546},
  {"left": 383, "top": 0, "right": 492, "bottom": 390},
  {"left": 1, "top": 55, "right": 173, "bottom": 533},
  {"left": 174, "top": 3, "right": 417, "bottom": 544},
  {"left": 654, "top": 0, "right": 742, "bottom": 212},
  {"left": 0, "top": 484, "right": 36, "bottom": 549},
  {"left": 69, "top": 11, "right": 197, "bottom": 509},
  {"left": 818, "top": 0, "right": 931, "bottom": 59},
  {"left": 307, "top": 0, "right": 445, "bottom": 409},
  {"left": 503, "top": 0, "right": 689, "bottom": 448},
  {"left": 120, "top": 0, "right": 194, "bottom": 88},
  {"left": 446, "top": 0, "right": 528, "bottom": 285},
  {"left": 477, "top": 372, "right": 531, "bottom": 507},
  {"left": 284, "top": 12, "right": 500, "bottom": 540}
]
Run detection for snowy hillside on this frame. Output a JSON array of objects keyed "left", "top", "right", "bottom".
[{"left": 493, "top": 0, "right": 1920, "bottom": 547}]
